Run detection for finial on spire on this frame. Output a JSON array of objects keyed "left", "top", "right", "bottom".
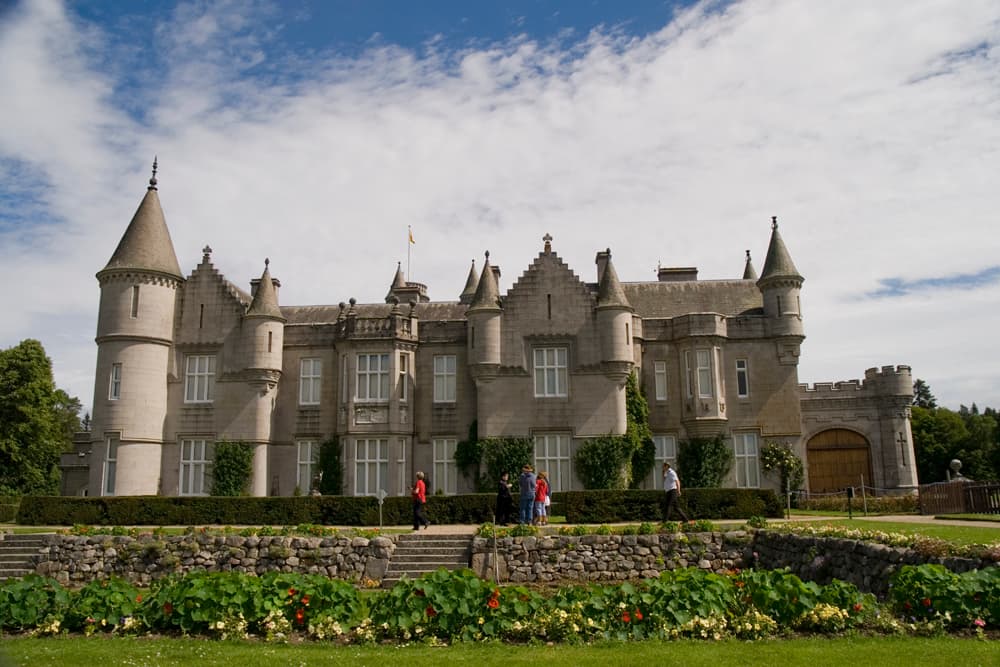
[
  {"left": 771, "top": 215, "right": 778, "bottom": 230},
  {"left": 149, "top": 156, "right": 158, "bottom": 190},
  {"left": 746, "top": 249, "right": 751, "bottom": 260},
  {"left": 264, "top": 257, "right": 270, "bottom": 268},
  {"left": 485, "top": 250, "right": 490, "bottom": 261},
  {"left": 202, "top": 245, "right": 212, "bottom": 262},
  {"left": 543, "top": 233, "right": 552, "bottom": 254},
  {"left": 606, "top": 247, "right": 611, "bottom": 256}
]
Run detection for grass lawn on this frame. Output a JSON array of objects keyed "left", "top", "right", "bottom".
[
  {"left": 786, "top": 518, "right": 1000, "bottom": 546},
  {"left": 1, "top": 636, "right": 997, "bottom": 667}
]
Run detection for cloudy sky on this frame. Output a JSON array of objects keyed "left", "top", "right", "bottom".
[{"left": 2, "top": 0, "right": 999, "bottom": 413}]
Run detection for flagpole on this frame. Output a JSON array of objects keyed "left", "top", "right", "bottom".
[{"left": 407, "top": 226, "right": 412, "bottom": 281}]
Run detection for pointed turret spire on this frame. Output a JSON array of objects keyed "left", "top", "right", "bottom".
[
  {"left": 758, "top": 216, "right": 801, "bottom": 283},
  {"left": 596, "top": 249, "right": 631, "bottom": 309},
  {"left": 459, "top": 259, "right": 478, "bottom": 304},
  {"left": 742, "top": 249, "right": 758, "bottom": 280},
  {"left": 384, "top": 262, "right": 407, "bottom": 302},
  {"left": 100, "top": 158, "right": 183, "bottom": 279},
  {"left": 468, "top": 251, "right": 501, "bottom": 311},
  {"left": 247, "top": 258, "right": 284, "bottom": 320}
]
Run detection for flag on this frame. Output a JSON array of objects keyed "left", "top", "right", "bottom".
[{"left": 408, "top": 227, "right": 415, "bottom": 244}]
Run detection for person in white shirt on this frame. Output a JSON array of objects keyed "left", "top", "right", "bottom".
[{"left": 662, "top": 462, "right": 690, "bottom": 522}]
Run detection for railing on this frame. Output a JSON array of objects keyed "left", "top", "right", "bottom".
[{"left": 918, "top": 481, "right": 1000, "bottom": 515}]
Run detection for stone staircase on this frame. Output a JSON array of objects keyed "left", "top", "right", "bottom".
[
  {"left": 0, "top": 534, "right": 46, "bottom": 580},
  {"left": 381, "top": 532, "right": 473, "bottom": 587}
]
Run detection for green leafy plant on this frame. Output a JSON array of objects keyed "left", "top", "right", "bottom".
[
  {"left": 65, "top": 578, "right": 144, "bottom": 634},
  {"left": 625, "top": 371, "right": 656, "bottom": 489},
  {"left": 318, "top": 436, "right": 343, "bottom": 495},
  {"left": 677, "top": 436, "right": 732, "bottom": 488},
  {"left": 0, "top": 574, "right": 71, "bottom": 631},
  {"left": 211, "top": 441, "right": 254, "bottom": 496},
  {"left": 575, "top": 435, "right": 630, "bottom": 489},
  {"left": 760, "top": 442, "right": 805, "bottom": 495},
  {"left": 480, "top": 437, "right": 533, "bottom": 488}
]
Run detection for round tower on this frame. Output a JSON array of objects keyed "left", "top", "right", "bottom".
[
  {"left": 243, "top": 259, "right": 285, "bottom": 496},
  {"left": 756, "top": 216, "right": 804, "bottom": 338},
  {"left": 466, "top": 251, "right": 501, "bottom": 369},
  {"left": 92, "top": 159, "right": 183, "bottom": 496},
  {"left": 595, "top": 249, "right": 634, "bottom": 372}
]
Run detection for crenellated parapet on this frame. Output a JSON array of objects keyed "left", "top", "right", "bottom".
[{"left": 799, "top": 365, "right": 913, "bottom": 399}]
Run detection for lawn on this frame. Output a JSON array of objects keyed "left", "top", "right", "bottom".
[
  {"left": 786, "top": 518, "right": 1000, "bottom": 547},
  {"left": 1, "top": 636, "right": 996, "bottom": 667}
]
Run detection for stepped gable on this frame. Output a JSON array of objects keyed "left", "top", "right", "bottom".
[
  {"left": 505, "top": 247, "right": 595, "bottom": 307},
  {"left": 622, "top": 280, "right": 763, "bottom": 319},
  {"left": 183, "top": 247, "right": 251, "bottom": 308},
  {"left": 100, "top": 160, "right": 183, "bottom": 280}
]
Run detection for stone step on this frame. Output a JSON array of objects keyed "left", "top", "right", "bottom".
[
  {"left": 0, "top": 553, "right": 39, "bottom": 563},
  {"left": 0, "top": 569, "right": 32, "bottom": 579},
  {"left": 390, "top": 554, "right": 468, "bottom": 565}
]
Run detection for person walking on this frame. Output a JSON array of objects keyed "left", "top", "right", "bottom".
[
  {"left": 534, "top": 471, "right": 549, "bottom": 526},
  {"left": 496, "top": 471, "right": 514, "bottom": 525},
  {"left": 518, "top": 464, "right": 536, "bottom": 525},
  {"left": 662, "top": 462, "right": 690, "bottom": 522},
  {"left": 411, "top": 471, "right": 431, "bottom": 530}
]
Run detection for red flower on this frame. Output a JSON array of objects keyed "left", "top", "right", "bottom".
[
  {"left": 163, "top": 602, "right": 173, "bottom": 615},
  {"left": 426, "top": 606, "right": 437, "bottom": 617},
  {"left": 301, "top": 595, "right": 310, "bottom": 606},
  {"left": 135, "top": 594, "right": 143, "bottom": 603},
  {"left": 904, "top": 602, "right": 912, "bottom": 611},
  {"left": 487, "top": 598, "right": 499, "bottom": 609},
  {"left": 923, "top": 598, "right": 932, "bottom": 607},
  {"left": 734, "top": 580, "right": 745, "bottom": 589},
  {"left": 288, "top": 588, "right": 297, "bottom": 597},
  {"left": 491, "top": 588, "right": 500, "bottom": 599},
  {"left": 853, "top": 603, "right": 863, "bottom": 613},
  {"left": 295, "top": 608, "right": 305, "bottom": 625},
  {"left": 634, "top": 609, "right": 643, "bottom": 621},
  {"left": 414, "top": 589, "right": 425, "bottom": 597},
  {"left": 622, "top": 612, "right": 631, "bottom": 623}
]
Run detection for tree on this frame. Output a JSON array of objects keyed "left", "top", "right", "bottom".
[
  {"left": 911, "top": 406, "right": 968, "bottom": 483},
  {"left": 625, "top": 372, "right": 656, "bottom": 489},
  {"left": 211, "top": 441, "right": 254, "bottom": 496},
  {"left": 912, "top": 379, "right": 937, "bottom": 409},
  {"left": 576, "top": 435, "right": 630, "bottom": 489},
  {"left": 0, "top": 339, "right": 77, "bottom": 495},
  {"left": 677, "top": 435, "right": 732, "bottom": 488}
]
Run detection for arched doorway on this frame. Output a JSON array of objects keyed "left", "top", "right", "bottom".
[{"left": 807, "top": 429, "right": 872, "bottom": 493}]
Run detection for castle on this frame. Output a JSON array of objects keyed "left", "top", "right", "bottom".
[{"left": 60, "top": 165, "right": 919, "bottom": 498}]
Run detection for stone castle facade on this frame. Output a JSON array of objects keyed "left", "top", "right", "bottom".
[{"left": 60, "top": 166, "right": 919, "bottom": 498}]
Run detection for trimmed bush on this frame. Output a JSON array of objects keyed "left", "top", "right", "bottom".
[
  {"left": 557, "top": 488, "right": 783, "bottom": 523},
  {"left": 0, "top": 497, "right": 19, "bottom": 523}
]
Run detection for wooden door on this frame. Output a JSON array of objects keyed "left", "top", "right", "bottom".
[{"left": 807, "top": 429, "right": 872, "bottom": 493}]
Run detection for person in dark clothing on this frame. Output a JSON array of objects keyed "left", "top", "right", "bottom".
[
  {"left": 662, "top": 462, "right": 690, "bottom": 522},
  {"left": 495, "top": 471, "right": 514, "bottom": 525}
]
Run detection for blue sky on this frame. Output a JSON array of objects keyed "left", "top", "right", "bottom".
[{"left": 2, "top": 0, "right": 1000, "bottom": 413}]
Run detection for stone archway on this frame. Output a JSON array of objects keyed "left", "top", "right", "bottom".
[{"left": 806, "top": 428, "right": 872, "bottom": 493}]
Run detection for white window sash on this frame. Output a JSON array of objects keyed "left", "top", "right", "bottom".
[
  {"left": 180, "top": 439, "right": 213, "bottom": 496},
  {"left": 184, "top": 356, "right": 216, "bottom": 403},
  {"left": 356, "top": 354, "right": 390, "bottom": 402},
  {"left": 109, "top": 363, "right": 122, "bottom": 400},
  {"left": 432, "top": 438, "right": 458, "bottom": 495},
  {"left": 696, "top": 349, "right": 713, "bottom": 398},
  {"left": 533, "top": 348, "right": 568, "bottom": 397},
  {"left": 533, "top": 434, "right": 571, "bottom": 491},
  {"left": 354, "top": 438, "right": 388, "bottom": 496},
  {"left": 736, "top": 359, "right": 749, "bottom": 398},
  {"left": 653, "top": 361, "right": 667, "bottom": 401},
  {"left": 299, "top": 359, "right": 322, "bottom": 405}
]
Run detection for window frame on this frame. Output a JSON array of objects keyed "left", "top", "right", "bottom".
[
  {"left": 653, "top": 361, "right": 667, "bottom": 401},
  {"left": 356, "top": 353, "right": 390, "bottom": 402},
  {"left": 433, "top": 354, "right": 457, "bottom": 403},
  {"left": 299, "top": 358, "right": 322, "bottom": 406},
  {"left": 533, "top": 433, "right": 572, "bottom": 491},
  {"left": 647, "top": 434, "right": 677, "bottom": 489},
  {"left": 533, "top": 347, "right": 568, "bottom": 398},
  {"left": 296, "top": 440, "right": 320, "bottom": 491},
  {"left": 184, "top": 355, "right": 216, "bottom": 404},
  {"left": 179, "top": 439, "right": 213, "bottom": 496},
  {"left": 733, "top": 432, "right": 760, "bottom": 488},
  {"left": 696, "top": 349, "right": 714, "bottom": 398},
  {"left": 102, "top": 437, "right": 117, "bottom": 496},
  {"left": 354, "top": 437, "right": 388, "bottom": 496},
  {"left": 109, "top": 363, "right": 122, "bottom": 401},
  {"left": 735, "top": 358, "right": 750, "bottom": 399},
  {"left": 398, "top": 352, "right": 409, "bottom": 402},
  {"left": 432, "top": 437, "right": 458, "bottom": 495}
]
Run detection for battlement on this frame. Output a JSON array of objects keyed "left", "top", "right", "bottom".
[{"left": 799, "top": 365, "right": 912, "bottom": 398}]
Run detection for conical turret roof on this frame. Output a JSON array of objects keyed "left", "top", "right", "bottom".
[
  {"left": 459, "top": 259, "right": 478, "bottom": 304},
  {"left": 385, "top": 262, "right": 407, "bottom": 302},
  {"left": 468, "top": 252, "right": 501, "bottom": 311},
  {"left": 596, "top": 250, "right": 631, "bottom": 310},
  {"left": 100, "top": 160, "right": 183, "bottom": 279},
  {"left": 758, "top": 217, "right": 802, "bottom": 283},
  {"left": 742, "top": 250, "right": 758, "bottom": 280},
  {"left": 247, "top": 259, "right": 284, "bottom": 320}
]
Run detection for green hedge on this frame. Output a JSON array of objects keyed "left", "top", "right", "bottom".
[
  {"left": 15, "top": 494, "right": 499, "bottom": 526},
  {"left": 555, "top": 488, "right": 783, "bottom": 523},
  {"left": 0, "top": 498, "right": 19, "bottom": 523}
]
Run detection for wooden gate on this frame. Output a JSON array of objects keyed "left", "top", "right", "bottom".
[{"left": 807, "top": 429, "right": 872, "bottom": 493}]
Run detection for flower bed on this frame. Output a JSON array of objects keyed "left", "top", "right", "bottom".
[{"left": 1, "top": 565, "right": 995, "bottom": 642}]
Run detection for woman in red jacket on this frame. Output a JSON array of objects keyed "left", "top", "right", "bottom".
[
  {"left": 411, "top": 471, "right": 431, "bottom": 531},
  {"left": 533, "top": 471, "right": 549, "bottom": 526}
]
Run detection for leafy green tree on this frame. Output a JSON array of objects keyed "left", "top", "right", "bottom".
[
  {"left": 625, "top": 372, "right": 655, "bottom": 489},
  {"left": 576, "top": 435, "right": 630, "bottom": 489},
  {"left": 912, "top": 379, "right": 937, "bottom": 409},
  {"left": 0, "top": 339, "right": 76, "bottom": 495},
  {"left": 53, "top": 389, "right": 82, "bottom": 449},
  {"left": 911, "top": 406, "right": 968, "bottom": 483},
  {"left": 677, "top": 435, "right": 732, "bottom": 488},
  {"left": 760, "top": 442, "right": 804, "bottom": 494},
  {"left": 480, "top": 437, "right": 533, "bottom": 487},
  {"left": 211, "top": 441, "right": 253, "bottom": 496}
]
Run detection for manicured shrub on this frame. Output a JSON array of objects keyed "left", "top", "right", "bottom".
[{"left": 556, "top": 488, "right": 782, "bottom": 523}]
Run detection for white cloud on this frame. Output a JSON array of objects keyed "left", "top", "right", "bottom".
[{"left": 2, "top": 0, "right": 1000, "bottom": 413}]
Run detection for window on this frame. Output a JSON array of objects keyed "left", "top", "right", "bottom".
[
  {"left": 396, "top": 438, "right": 408, "bottom": 496},
  {"left": 653, "top": 361, "right": 667, "bottom": 401},
  {"left": 433, "top": 438, "right": 458, "bottom": 495},
  {"left": 736, "top": 359, "right": 750, "bottom": 398},
  {"left": 184, "top": 355, "right": 216, "bottom": 403},
  {"left": 533, "top": 347, "right": 568, "bottom": 397},
  {"left": 102, "top": 437, "right": 117, "bottom": 496},
  {"left": 734, "top": 432, "right": 760, "bottom": 488},
  {"left": 696, "top": 349, "right": 713, "bottom": 398},
  {"left": 180, "top": 439, "right": 213, "bottom": 496},
  {"left": 534, "top": 434, "right": 571, "bottom": 491},
  {"left": 297, "top": 440, "right": 320, "bottom": 491},
  {"left": 356, "top": 353, "right": 389, "bottom": 401},
  {"left": 130, "top": 285, "right": 139, "bottom": 319},
  {"left": 684, "top": 351, "right": 694, "bottom": 398},
  {"left": 354, "top": 438, "right": 388, "bottom": 496},
  {"left": 299, "top": 358, "right": 322, "bottom": 405},
  {"left": 109, "top": 363, "right": 122, "bottom": 400},
  {"left": 340, "top": 355, "right": 348, "bottom": 404},
  {"left": 399, "top": 353, "right": 409, "bottom": 402},
  {"left": 433, "top": 355, "right": 456, "bottom": 403},
  {"left": 646, "top": 435, "right": 677, "bottom": 488}
]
